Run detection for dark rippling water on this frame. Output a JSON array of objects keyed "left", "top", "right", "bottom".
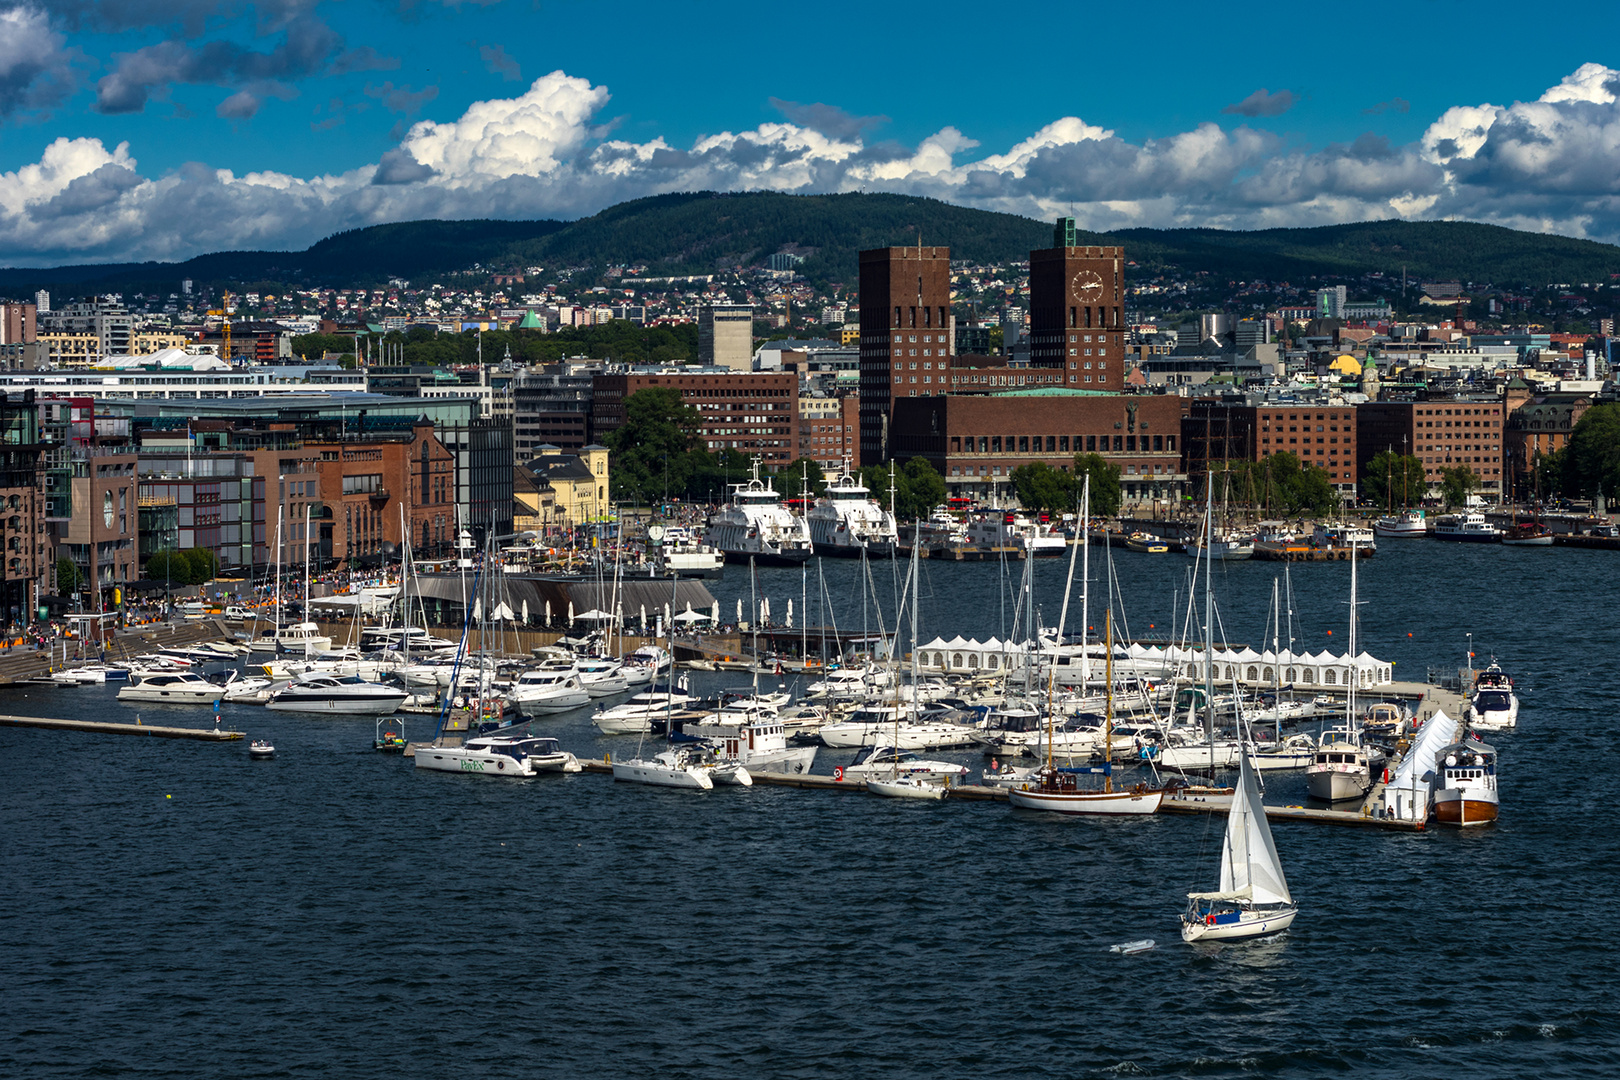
[{"left": 4, "top": 541, "right": 1618, "bottom": 1078}]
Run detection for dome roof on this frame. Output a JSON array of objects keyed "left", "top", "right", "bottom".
[{"left": 1329, "top": 354, "right": 1362, "bottom": 375}]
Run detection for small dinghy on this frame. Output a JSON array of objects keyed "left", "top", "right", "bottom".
[
  {"left": 1110, "top": 939, "right": 1156, "bottom": 955},
  {"left": 248, "top": 740, "right": 276, "bottom": 759}
]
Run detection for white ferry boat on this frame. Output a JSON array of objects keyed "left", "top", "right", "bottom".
[
  {"left": 807, "top": 469, "right": 897, "bottom": 558},
  {"left": 1372, "top": 509, "right": 1426, "bottom": 538},
  {"left": 703, "top": 461, "right": 813, "bottom": 565},
  {"left": 1432, "top": 511, "right": 1501, "bottom": 543}
]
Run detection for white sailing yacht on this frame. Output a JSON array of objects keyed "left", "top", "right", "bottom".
[{"left": 1179, "top": 751, "right": 1298, "bottom": 943}]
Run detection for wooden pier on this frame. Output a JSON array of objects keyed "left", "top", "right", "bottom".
[{"left": 0, "top": 714, "right": 243, "bottom": 740}]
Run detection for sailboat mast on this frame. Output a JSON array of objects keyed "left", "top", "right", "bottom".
[
  {"left": 1104, "top": 608, "right": 1114, "bottom": 794},
  {"left": 1080, "top": 478, "right": 1091, "bottom": 688},
  {"left": 1203, "top": 471, "right": 1216, "bottom": 746}
]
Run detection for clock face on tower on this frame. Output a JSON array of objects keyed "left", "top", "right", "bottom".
[{"left": 1072, "top": 270, "right": 1104, "bottom": 302}]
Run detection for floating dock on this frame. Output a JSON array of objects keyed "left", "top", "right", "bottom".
[{"left": 0, "top": 714, "right": 243, "bottom": 740}]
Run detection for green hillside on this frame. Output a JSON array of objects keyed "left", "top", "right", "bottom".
[{"left": 3, "top": 192, "right": 1619, "bottom": 297}]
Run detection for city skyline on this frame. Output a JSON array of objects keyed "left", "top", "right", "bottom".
[{"left": 3, "top": 1, "right": 1620, "bottom": 264}]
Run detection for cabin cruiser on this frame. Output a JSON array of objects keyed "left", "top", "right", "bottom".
[
  {"left": 265, "top": 672, "right": 410, "bottom": 714},
  {"left": 805, "top": 665, "right": 894, "bottom": 700},
  {"left": 592, "top": 685, "right": 697, "bottom": 734},
  {"left": 611, "top": 746, "right": 718, "bottom": 790},
  {"left": 1373, "top": 509, "right": 1426, "bottom": 538},
  {"left": 816, "top": 705, "right": 977, "bottom": 750},
  {"left": 359, "top": 625, "right": 459, "bottom": 653},
  {"left": 836, "top": 745, "right": 968, "bottom": 783},
  {"left": 654, "top": 534, "right": 726, "bottom": 578},
  {"left": 117, "top": 670, "right": 222, "bottom": 704},
  {"left": 575, "top": 656, "right": 630, "bottom": 697},
  {"left": 966, "top": 512, "right": 1066, "bottom": 556},
  {"left": 1468, "top": 664, "right": 1519, "bottom": 730},
  {"left": 807, "top": 468, "right": 898, "bottom": 558},
  {"left": 703, "top": 460, "right": 813, "bottom": 565},
  {"left": 248, "top": 622, "right": 334, "bottom": 656},
  {"left": 510, "top": 667, "right": 591, "bottom": 715},
  {"left": 262, "top": 649, "right": 404, "bottom": 681},
  {"left": 1304, "top": 729, "right": 1384, "bottom": 801},
  {"left": 677, "top": 710, "right": 818, "bottom": 775},
  {"left": 414, "top": 735, "right": 582, "bottom": 777},
  {"left": 622, "top": 645, "right": 672, "bottom": 685},
  {"left": 1433, "top": 737, "right": 1499, "bottom": 826},
  {"left": 1432, "top": 511, "right": 1501, "bottom": 543}
]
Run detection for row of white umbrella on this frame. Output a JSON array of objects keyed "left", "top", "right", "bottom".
[{"left": 464, "top": 597, "right": 798, "bottom": 629}]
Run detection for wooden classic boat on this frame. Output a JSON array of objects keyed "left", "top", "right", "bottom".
[{"left": 1433, "top": 737, "right": 1499, "bottom": 826}]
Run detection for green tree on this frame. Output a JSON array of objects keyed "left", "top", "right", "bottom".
[
  {"left": 182, "top": 548, "right": 220, "bottom": 584},
  {"left": 1558, "top": 402, "right": 1620, "bottom": 499},
  {"left": 1360, "top": 450, "right": 1430, "bottom": 508},
  {"left": 774, "top": 458, "right": 828, "bottom": 502},
  {"left": 55, "top": 557, "right": 83, "bottom": 594},
  {"left": 290, "top": 332, "right": 359, "bottom": 360},
  {"left": 859, "top": 458, "right": 946, "bottom": 522},
  {"left": 144, "top": 549, "right": 191, "bottom": 585},
  {"left": 1439, "top": 464, "right": 1480, "bottom": 509},
  {"left": 606, "top": 387, "right": 711, "bottom": 503},
  {"left": 1072, "top": 453, "right": 1122, "bottom": 517},
  {"left": 1009, "top": 462, "right": 1076, "bottom": 513}
]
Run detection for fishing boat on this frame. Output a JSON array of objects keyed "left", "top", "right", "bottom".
[
  {"left": 1179, "top": 751, "right": 1298, "bottom": 943},
  {"left": 807, "top": 465, "right": 898, "bottom": 558},
  {"left": 1432, "top": 736, "right": 1499, "bottom": 826},
  {"left": 414, "top": 735, "right": 582, "bottom": 777},
  {"left": 703, "top": 459, "right": 813, "bottom": 565},
  {"left": 677, "top": 710, "right": 818, "bottom": 775},
  {"left": 265, "top": 672, "right": 409, "bottom": 715},
  {"left": 1467, "top": 663, "right": 1519, "bottom": 730}
]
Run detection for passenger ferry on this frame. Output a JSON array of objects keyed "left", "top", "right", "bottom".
[
  {"left": 702, "top": 461, "right": 813, "bottom": 565},
  {"left": 806, "top": 468, "right": 897, "bottom": 558},
  {"left": 1432, "top": 511, "right": 1501, "bottom": 543}
]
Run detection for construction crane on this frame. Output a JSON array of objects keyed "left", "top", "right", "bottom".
[{"left": 205, "top": 290, "right": 232, "bottom": 362}]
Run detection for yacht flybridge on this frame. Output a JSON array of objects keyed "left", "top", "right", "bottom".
[
  {"left": 703, "top": 459, "right": 812, "bottom": 565},
  {"left": 807, "top": 466, "right": 898, "bottom": 557}
]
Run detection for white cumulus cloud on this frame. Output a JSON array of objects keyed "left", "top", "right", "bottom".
[{"left": 11, "top": 64, "right": 1620, "bottom": 264}]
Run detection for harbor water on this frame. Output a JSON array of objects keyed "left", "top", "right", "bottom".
[{"left": 3, "top": 541, "right": 1617, "bottom": 1077}]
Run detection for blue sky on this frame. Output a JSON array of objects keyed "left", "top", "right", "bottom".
[{"left": 3, "top": 0, "right": 1620, "bottom": 264}]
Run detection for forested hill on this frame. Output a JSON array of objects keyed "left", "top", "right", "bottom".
[{"left": 3, "top": 191, "right": 1619, "bottom": 296}]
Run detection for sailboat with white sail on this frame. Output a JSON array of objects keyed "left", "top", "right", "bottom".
[{"left": 1179, "top": 750, "right": 1297, "bottom": 943}]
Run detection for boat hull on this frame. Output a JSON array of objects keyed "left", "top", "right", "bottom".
[
  {"left": 1433, "top": 788, "right": 1498, "bottom": 826},
  {"left": 866, "top": 777, "right": 946, "bottom": 800},
  {"left": 1181, "top": 905, "right": 1297, "bottom": 943},
  {"left": 1501, "top": 535, "right": 1553, "bottom": 546},
  {"left": 266, "top": 691, "right": 409, "bottom": 714},
  {"left": 1008, "top": 787, "right": 1163, "bottom": 815},
  {"left": 611, "top": 760, "right": 714, "bottom": 789},
  {"left": 717, "top": 547, "right": 811, "bottom": 566},
  {"left": 1306, "top": 766, "right": 1370, "bottom": 802},
  {"left": 811, "top": 539, "right": 896, "bottom": 558}
]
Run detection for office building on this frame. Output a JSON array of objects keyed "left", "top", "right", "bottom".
[
  {"left": 698, "top": 305, "right": 755, "bottom": 371},
  {"left": 592, "top": 370, "right": 798, "bottom": 470},
  {"left": 857, "top": 245, "right": 953, "bottom": 462}
]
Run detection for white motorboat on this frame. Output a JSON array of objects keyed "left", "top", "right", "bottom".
[
  {"left": 1433, "top": 736, "right": 1499, "bottom": 826},
  {"left": 966, "top": 511, "right": 1066, "bottom": 556},
  {"left": 611, "top": 747, "right": 714, "bottom": 790},
  {"left": 223, "top": 676, "right": 278, "bottom": 703},
  {"left": 624, "top": 645, "right": 672, "bottom": 678},
  {"left": 1184, "top": 531, "right": 1255, "bottom": 561},
  {"left": 866, "top": 775, "right": 947, "bottom": 800},
  {"left": 1372, "top": 509, "right": 1426, "bottom": 538},
  {"left": 805, "top": 665, "right": 893, "bottom": 700},
  {"left": 1467, "top": 663, "right": 1519, "bottom": 730},
  {"left": 575, "top": 657, "right": 630, "bottom": 698},
  {"left": 510, "top": 667, "right": 592, "bottom": 714},
  {"left": 116, "top": 670, "right": 221, "bottom": 704},
  {"left": 1312, "top": 522, "right": 1376, "bottom": 553},
  {"left": 655, "top": 535, "right": 726, "bottom": 578},
  {"left": 817, "top": 705, "right": 976, "bottom": 749},
  {"left": 359, "top": 625, "right": 459, "bottom": 653},
  {"left": 1433, "top": 511, "right": 1501, "bottom": 543},
  {"left": 1180, "top": 751, "right": 1298, "bottom": 943},
  {"left": 1304, "top": 729, "right": 1382, "bottom": 801},
  {"left": 680, "top": 711, "right": 818, "bottom": 775},
  {"left": 250, "top": 622, "right": 334, "bottom": 655},
  {"left": 835, "top": 745, "right": 967, "bottom": 783},
  {"left": 248, "top": 740, "right": 276, "bottom": 759},
  {"left": 980, "top": 761, "right": 1042, "bottom": 789},
  {"left": 592, "top": 686, "right": 696, "bottom": 734},
  {"left": 1247, "top": 733, "right": 1317, "bottom": 771},
  {"left": 807, "top": 468, "right": 898, "bottom": 558},
  {"left": 703, "top": 460, "right": 813, "bottom": 565},
  {"left": 265, "top": 672, "right": 410, "bottom": 715},
  {"left": 414, "top": 735, "right": 582, "bottom": 777}
]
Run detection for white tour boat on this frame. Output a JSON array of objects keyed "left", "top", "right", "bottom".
[
  {"left": 1372, "top": 509, "right": 1426, "bottom": 538},
  {"left": 966, "top": 512, "right": 1066, "bottom": 556},
  {"left": 1432, "top": 511, "right": 1501, "bottom": 543}
]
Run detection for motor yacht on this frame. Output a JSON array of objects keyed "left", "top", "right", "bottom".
[
  {"left": 510, "top": 667, "right": 591, "bottom": 715},
  {"left": 1372, "top": 509, "right": 1426, "bottom": 538},
  {"left": 817, "top": 705, "right": 976, "bottom": 749},
  {"left": 116, "top": 670, "right": 221, "bottom": 704},
  {"left": 1468, "top": 664, "right": 1519, "bottom": 730},
  {"left": 835, "top": 745, "right": 968, "bottom": 783},
  {"left": 592, "top": 685, "right": 697, "bottom": 734},
  {"left": 265, "top": 672, "right": 410, "bottom": 714}
]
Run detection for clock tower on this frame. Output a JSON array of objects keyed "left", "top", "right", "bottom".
[{"left": 1028, "top": 219, "right": 1124, "bottom": 391}]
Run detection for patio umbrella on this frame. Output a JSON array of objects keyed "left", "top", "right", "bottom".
[
  {"left": 736, "top": 599, "right": 742, "bottom": 625},
  {"left": 492, "top": 601, "right": 516, "bottom": 622},
  {"left": 712, "top": 601, "right": 720, "bottom": 624},
  {"left": 472, "top": 597, "right": 482, "bottom": 623},
  {"left": 640, "top": 603, "right": 647, "bottom": 630},
  {"left": 567, "top": 601, "right": 575, "bottom": 625},
  {"left": 664, "top": 602, "right": 671, "bottom": 628},
  {"left": 786, "top": 599, "right": 793, "bottom": 629},
  {"left": 521, "top": 598, "right": 529, "bottom": 625},
  {"left": 545, "top": 600, "right": 551, "bottom": 626}
]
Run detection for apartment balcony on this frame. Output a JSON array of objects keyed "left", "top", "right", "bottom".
[{"left": 367, "top": 487, "right": 390, "bottom": 504}]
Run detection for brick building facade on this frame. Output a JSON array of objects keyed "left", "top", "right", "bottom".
[
  {"left": 1185, "top": 401, "right": 1361, "bottom": 498},
  {"left": 1357, "top": 399, "right": 1504, "bottom": 498},
  {"left": 1028, "top": 223, "right": 1125, "bottom": 391},
  {"left": 592, "top": 371, "right": 799, "bottom": 468},
  {"left": 858, "top": 246, "right": 953, "bottom": 462}
]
